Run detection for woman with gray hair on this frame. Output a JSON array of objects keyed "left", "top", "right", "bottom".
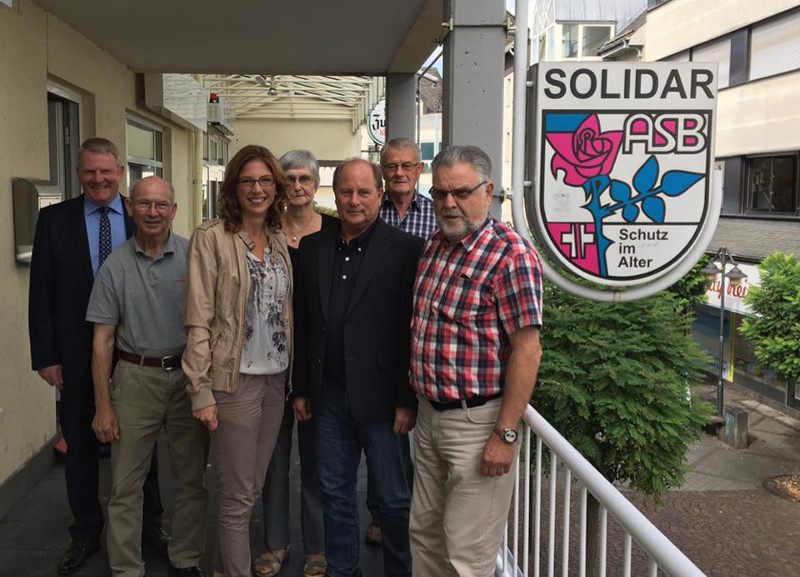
[{"left": 255, "top": 150, "right": 335, "bottom": 577}]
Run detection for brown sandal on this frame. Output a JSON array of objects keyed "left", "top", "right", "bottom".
[
  {"left": 253, "top": 546, "right": 289, "bottom": 577},
  {"left": 303, "top": 554, "right": 327, "bottom": 577}
]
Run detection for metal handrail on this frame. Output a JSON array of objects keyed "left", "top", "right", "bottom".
[{"left": 497, "top": 405, "right": 706, "bottom": 577}]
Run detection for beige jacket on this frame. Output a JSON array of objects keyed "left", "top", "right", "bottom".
[{"left": 182, "top": 219, "right": 293, "bottom": 410}]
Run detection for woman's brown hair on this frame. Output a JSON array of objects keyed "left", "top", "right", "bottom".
[{"left": 218, "top": 144, "right": 288, "bottom": 232}]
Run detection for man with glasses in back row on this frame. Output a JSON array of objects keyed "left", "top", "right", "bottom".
[
  {"left": 408, "top": 146, "right": 543, "bottom": 577},
  {"left": 379, "top": 137, "right": 437, "bottom": 241}
]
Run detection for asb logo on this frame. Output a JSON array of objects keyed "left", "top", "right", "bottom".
[{"left": 532, "top": 63, "right": 717, "bottom": 287}]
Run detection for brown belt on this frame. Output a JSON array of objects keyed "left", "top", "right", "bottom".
[{"left": 118, "top": 350, "right": 182, "bottom": 371}]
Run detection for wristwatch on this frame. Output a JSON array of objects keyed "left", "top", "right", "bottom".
[{"left": 494, "top": 426, "right": 518, "bottom": 444}]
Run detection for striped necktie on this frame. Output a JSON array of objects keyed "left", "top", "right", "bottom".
[{"left": 98, "top": 206, "right": 112, "bottom": 268}]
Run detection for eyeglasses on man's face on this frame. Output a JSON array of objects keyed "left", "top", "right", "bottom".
[
  {"left": 429, "top": 180, "right": 487, "bottom": 201},
  {"left": 383, "top": 162, "right": 420, "bottom": 173},
  {"left": 133, "top": 200, "right": 173, "bottom": 212},
  {"left": 238, "top": 176, "right": 275, "bottom": 190}
]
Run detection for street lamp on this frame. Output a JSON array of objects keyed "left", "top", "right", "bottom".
[{"left": 701, "top": 247, "right": 747, "bottom": 416}]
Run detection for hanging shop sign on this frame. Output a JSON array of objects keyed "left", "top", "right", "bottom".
[
  {"left": 367, "top": 98, "right": 386, "bottom": 146},
  {"left": 530, "top": 62, "right": 718, "bottom": 288},
  {"left": 704, "top": 262, "right": 760, "bottom": 316}
]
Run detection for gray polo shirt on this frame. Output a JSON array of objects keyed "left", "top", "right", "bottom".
[{"left": 87, "top": 232, "right": 188, "bottom": 358}]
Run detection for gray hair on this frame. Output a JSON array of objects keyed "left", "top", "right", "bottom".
[
  {"left": 380, "top": 137, "right": 421, "bottom": 165},
  {"left": 279, "top": 149, "right": 320, "bottom": 188},
  {"left": 431, "top": 145, "right": 492, "bottom": 183},
  {"left": 130, "top": 176, "right": 175, "bottom": 202},
  {"left": 79, "top": 137, "right": 122, "bottom": 166},
  {"left": 332, "top": 158, "right": 383, "bottom": 192}
]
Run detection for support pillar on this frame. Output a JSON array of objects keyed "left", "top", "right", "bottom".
[
  {"left": 385, "top": 73, "right": 417, "bottom": 142},
  {"left": 442, "top": 0, "right": 506, "bottom": 216}
]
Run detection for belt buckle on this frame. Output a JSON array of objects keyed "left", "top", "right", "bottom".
[{"left": 161, "top": 356, "right": 175, "bottom": 372}]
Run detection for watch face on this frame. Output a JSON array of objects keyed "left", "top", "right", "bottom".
[{"left": 502, "top": 429, "right": 518, "bottom": 443}]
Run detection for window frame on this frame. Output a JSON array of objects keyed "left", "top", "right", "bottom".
[{"left": 744, "top": 152, "right": 799, "bottom": 216}]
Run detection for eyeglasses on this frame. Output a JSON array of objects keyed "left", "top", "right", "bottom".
[
  {"left": 239, "top": 177, "right": 275, "bottom": 190},
  {"left": 383, "top": 162, "right": 420, "bottom": 173},
  {"left": 287, "top": 174, "right": 314, "bottom": 186},
  {"left": 429, "top": 181, "right": 487, "bottom": 201},
  {"left": 133, "top": 200, "right": 173, "bottom": 212}
]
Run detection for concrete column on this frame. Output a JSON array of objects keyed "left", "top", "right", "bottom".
[
  {"left": 385, "top": 73, "right": 417, "bottom": 141},
  {"left": 442, "top": 0, "right": 506, "bottom": 215}
]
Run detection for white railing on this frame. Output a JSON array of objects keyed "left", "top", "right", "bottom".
[{"left": 496, "top": 405, "right": 706, "bottom": 577}]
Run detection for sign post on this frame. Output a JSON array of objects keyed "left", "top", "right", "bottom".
[{"left": 524, "top": 62, "right": 719, "bottom": 300}]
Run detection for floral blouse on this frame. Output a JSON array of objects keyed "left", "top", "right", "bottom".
[{"left": 240, "top": 245, "right": 289, "bottom": 375}]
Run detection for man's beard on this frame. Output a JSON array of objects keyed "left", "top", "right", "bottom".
[{"left": 436, "top": 208, "right": 481, "bottom": 243}]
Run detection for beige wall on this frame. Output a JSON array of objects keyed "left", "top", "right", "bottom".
[
  {"left": 645, "top": 0, "right": 800, "bottom": 61},
  {"left": 0, "top": 0, "right": 195, "bottom": 486},
  {"left": 230, "top": 118, "right": 361, "bottom": 163},
  {"left": 645, "top": 0, "right": 800, "bottom": 158},
  {"left": 716, "top": 70, "right": 800, "bottom": 157},
  {"left": 0, "top": 1, "right": 52, "bottom": 486}
]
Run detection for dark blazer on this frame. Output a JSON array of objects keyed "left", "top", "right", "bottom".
[
  {"left": 293, "top": 218, "right": 424, "bottom": 425},
  {"left": 28, "top": 194, "right": 134, "bottom": 384}
]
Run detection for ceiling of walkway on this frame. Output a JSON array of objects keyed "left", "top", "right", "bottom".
[
  {"left": 34, "top": 0, "right": 443, "bottom": 75},
  {"left": 202, "top": 74, "right": 383, "bottom": 127}
]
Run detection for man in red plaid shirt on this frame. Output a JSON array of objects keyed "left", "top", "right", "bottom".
[{"left": 409, "top": 145, "right": 543, "bottom": 576}]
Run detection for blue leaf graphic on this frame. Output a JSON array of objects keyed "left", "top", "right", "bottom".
[
  {"left": 642, "top": 196, "right": 666, "bottom": 223},
  {"left": 660, "top": 171, "right": 704, "bottom": 197},
  {"left": 610, "top": 180, "right": 631, "bottom": 202},
  {"left": 622, "top": 204, "right": 639, "bottom": 223},
  {"left": 633, "top": 156, "right": 659, "bottom": 194}
]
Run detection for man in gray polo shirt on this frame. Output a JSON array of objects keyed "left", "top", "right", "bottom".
[{"left": 87, "top": 176, "right": 209, "bottom": 577}]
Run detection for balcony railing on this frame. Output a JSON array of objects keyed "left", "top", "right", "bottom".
[{"left": 497, "top": 405, "right": 706, "bottom": 577}]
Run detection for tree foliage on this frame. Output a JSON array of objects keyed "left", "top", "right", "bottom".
[
  {"left": 740, "top": 252, "right": 800, "bottom": 383},
  {"left": 533, "top": 282, "right": 713, "bottom": 498},
  {"left": 666, "top": 254, "right": 710, "bottom": 313}
]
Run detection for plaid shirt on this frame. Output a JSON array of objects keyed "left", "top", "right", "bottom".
[
  {"left": 411, "top": 218, "right": 543, "bottom": 402},
  {"left": 379, "top": 191, "right": 438, "bottom": 240}
]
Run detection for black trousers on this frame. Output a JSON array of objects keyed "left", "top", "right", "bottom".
[{"left": 58, "top": 370, "right": 163, "bottom": 541}]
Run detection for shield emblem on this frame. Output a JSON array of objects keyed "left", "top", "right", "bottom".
[{"left": 532, "top": 63, "right": 717, "bottom": 288}]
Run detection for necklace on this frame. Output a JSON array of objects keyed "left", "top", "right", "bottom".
[{"left": 286, "top": 212, "right": 316, "bottom": 243}]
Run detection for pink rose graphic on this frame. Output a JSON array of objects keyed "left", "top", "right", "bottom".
[{"left": 546, "top": 114, "right": 623, "bottom": 186}]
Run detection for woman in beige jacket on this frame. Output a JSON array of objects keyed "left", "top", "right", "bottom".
[{"left": 183, "top": 144, "right": 293, "bottom": 577}]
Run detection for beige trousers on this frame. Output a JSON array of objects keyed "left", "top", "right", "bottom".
[
  {"left": 213, "top": 372, "right": 286, "bottom": 577},
  {"left": 107, "top": 361, "right": 210, "bottom": 577},
  {"left": 409, "top": 395, "right": 518, "bottom": 577}
]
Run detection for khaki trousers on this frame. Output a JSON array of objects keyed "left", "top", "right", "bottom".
[
  {"left": 410, "top": 395, "right": 518, "bottom": 577},
  {"left": 213, "top": 372, "right": 286, "bottom": 577},
  {"left": 108, "top": 360, "right": 210, "bottom": 577}
]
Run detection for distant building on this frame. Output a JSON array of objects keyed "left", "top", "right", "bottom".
[{"left": 645, "top": 0, "right": 800, "bottom": 411}]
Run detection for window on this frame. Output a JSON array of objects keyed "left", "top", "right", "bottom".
[
  {"left": 692, "top": 37, "right": 731, "bottom": 89},
  {"left": 562, "top": 24, "right": 579, "bottom": 58},
  {"left": 746, "top": 154, "right": 798, "bottom": 213},
  {"left": 47, "top": 93, "right": 81, "bottom": 199},
  {"left": 559, "top": 23, "right": 613, "bottom": 59},
  {"left": 750, "top": 9, "right": 800, "bottom": 81},
  {"left": 582, "top": 26, "right": 612, "bottom": 57},
  {"left": 420, "top": 142, "right": 434, "bottom": 161},
  {"left": 126, "top": 118, "right": 164, "bottom": 187}
]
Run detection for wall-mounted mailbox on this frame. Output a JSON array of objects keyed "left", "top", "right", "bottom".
[{"left": 12, "top": 178, "right": 63, "bottom": 266}]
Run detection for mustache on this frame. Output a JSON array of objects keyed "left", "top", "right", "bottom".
[{"left": 440, "top": 208, "right": 464, "bottom": 218}]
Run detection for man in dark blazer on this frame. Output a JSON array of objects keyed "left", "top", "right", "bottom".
[
  {"left": 28, "top": 138, "right": 166, "bottom": 575},
  {"left": 292, "top": 159, "right": 423, "bottom": 577}
]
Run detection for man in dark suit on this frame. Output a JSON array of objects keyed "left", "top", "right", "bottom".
[
  {"left": 28, "top": 138, "right": 167, "bottom": 575},
  {"left": 292, "top": 159, "right": 423, "bottom": 577}
]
